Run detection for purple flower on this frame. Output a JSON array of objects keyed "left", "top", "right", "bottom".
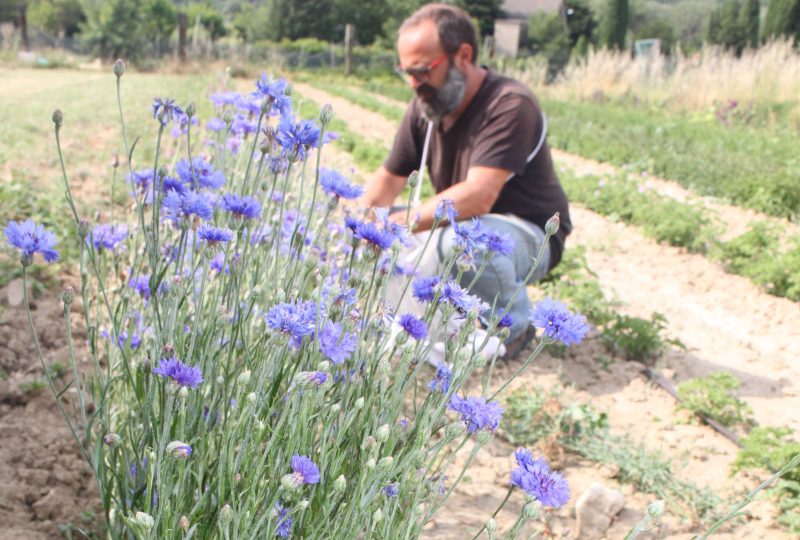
[
  {"left": 210, "top": 252, "right": 230, "bottom": 274},
  {"left": 397, "top": 313, "right": 428, "bottom": 340},
  {"left": 175, "top": 157, "right": 226, "bottom": 190},
  {"left": 296, "top": 370, "right": 328, "bottom": 388},
  {"left": 100, "top": 328, "right": 142, "bottom": 350},
  {"left": 152, "top": 97, "right": 184, "bottom": 126},
  {"left": 439, "top": 280, "right": 489, "bottom": 314},
  {"left": 412, "top": 276, "right": 441, "bottom": 302},
  {"left": 253, "top": 74, "right": 292, "bottom": 117},
  {"left": 162, "top": 190, "right": 214, "bottom": 223},
  {"left": 153, "top": 357, "right": 204, "bottom": 388},
  {"left": 496, "top": 309, "right": 514, "bottom": 328},
  {"left": 318, "top": 320, "right": 357, "bottom": 365},
  {"left": 4, "top": 220, "right": 59, "bottom": 263},
  {"left": 161, "top": 175, "right": 188, "bottom": 196},
  {"left": 447, "top": 394, "right": 503, "bottom": 433},
  {"left": 265, "top": 300, "right": 320, "bottom": 349},
  {"left": 319, "top": 168, "right": 363, "bottom": 200},
  {"left": 510, "top": 449, "right": 570, "bottom": 508},
  {"left": 289, "top": 454, "right": 320, "bottom": 485},
  {"left": 249, "top": 224, "right": 272, "bottom": 245},
  {"left": 382, "top": 482, "right": 400, "bottom": 497},
  {"left": 220, "top": 193, "right": 261, "bottom": 220},
  {"left": 529, "top": 298, "right": 589, "bottom": 347},
  {"left": 277, "top": 115, "right": 321, "bottom": 160},
  {"left": 273, "top": 502, "right": 294, "bottom": 538},
  {"left": 207, "top": 117, "right": 226, "bottom": 132},
  {"left": 210, "top": 91, "right": 240, "bottom": 108},
  {"left": 484, "top": 229, "right": 514, "bottom": 256},
  {"left": 197, "top": 224, "right": 233, "bottom": 246},
  {"left": 354, "top": 221, "right": 394, "bottom": 250},
  {"left": 428, "top": 363, "right": 452, "bottom": 393},
  {"left": 434, "top": 198, "right": 458, "bottom": 222},
  {"left": 231, "top": 114, "right": 257, "bottom": 136},
  {"left": 166, "top": 441, "right": 192, "bottom": 458},
  {"left": 90, "top": 224, "right": 128, "bottom": 252},
  {"left": 128, "top": 274, "right": 152, "bottom": 300}
]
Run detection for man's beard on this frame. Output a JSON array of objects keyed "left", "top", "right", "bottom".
[{"left": 416, "top": 62, "right": 467, "bottom": 123}]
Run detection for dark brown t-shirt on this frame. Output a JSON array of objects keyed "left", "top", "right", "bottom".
[{"left": 384, "top": 70, "right": 572, "bottom": 267}]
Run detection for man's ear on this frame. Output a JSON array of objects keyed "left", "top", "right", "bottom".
[{"left": 457, "top": 42, "right": 473, "bottom": 68}]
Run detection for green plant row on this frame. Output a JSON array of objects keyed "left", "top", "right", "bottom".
[
  {"left": 559, "top": 169, "right": 800, "bottom": 302},
  {"left": 541, "top": 98, "right": 800, "bottom": 220}
]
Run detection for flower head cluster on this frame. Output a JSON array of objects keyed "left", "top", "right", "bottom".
[
  {"left": 510, "top": 449, "right": 570, "bottom": 508},
  {"left": 281, "top": 454, "right": 320, "bottom": 489},
  {"left": 439, "top": 280, "right": 489, "bottom": 315},
  {"left": 221, "top": 192, "right": 262, "bottom": 220},
  {"left": 277, "top": 115, "right": 321, "bottom": 160},
  {"left": 4, "top": 220, "right": 59, "bottom": 264},
  {"left": 153, "top": 357, "right": 204, "bottom": 389},
  {"left": 273, "top": 502, "right": 294, "bottom": 538},
  {"left": 382, "top": 482, "right": 400, "bottom": 498},
  {"left": 128, "top": 274, "right": 152, "bottom": 300},
  {"left": 319, "top": 168, "right": 363, "bottom": 200},
  {"left": 175, "top": 157, "right": 226, "bottom": 190},
  {"left": 397, "top": 313, "right": 428, "bottom": 340},
  {"left": 197, "top": 224, "right": 233, "bottom": 246},
  {"left": 318, "top": 320, "right": 357, "bottom": 365},
  {"left": 90, "top": 223, "right": 128, "bottom": 252},
  {"left": 253, "top": 74, "right": 292, "bottom": 117},
  {"left": 412, "top": 275, "right": 441, "bottom": 302},
  {"left": 162, "top": 190, "right": 214, "bottom": 224},
  {"left": 447, "top": 394, "right": 503, "bottom": 433},
  {"left": 529, "top": 298, "right": 589, "bottom": 347}
]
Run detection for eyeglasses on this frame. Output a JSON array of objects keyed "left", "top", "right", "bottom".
[{"left": 395, "top": 54, "right": 449, "bottom": 80}]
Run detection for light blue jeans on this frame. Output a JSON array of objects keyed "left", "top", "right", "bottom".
[{"left": 434, "top": 214, "right": 551, "bottom": 343}]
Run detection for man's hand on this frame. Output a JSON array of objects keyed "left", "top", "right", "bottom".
[{"left": 360, "top": 166, "right": 408, "bottom": 209}]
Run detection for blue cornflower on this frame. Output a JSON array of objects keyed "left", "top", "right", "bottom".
[
  {"left": 152, "top": 357, "right": 204, "bottom": 388},
  {"left": 253, "top": 74, "right": 292, "bottom": 117},
  {"left": 453, "top": 218, "right": 489, "bottom": 253},
  {"left": 234, "top": 95, "right": 261, "bottom": 116},
  {"left": 273, "top": 502, "right": 294, "bottom": 538},
  {"left": 161, "top": 175, "right": 188, "bottom": 196},
  {"left": 296, "top": 370, "right": 328, "bottom": 388},
  {"left": 100, "top": 328, "right": 142, "bottom": 350},
  {"left": 374, "top": 207, "right": 411, "bottom": 247},
  {"left": 382, "top": 482, "right": 400, "bottom": 498},
  {"left": 90, "top": 224, "right": 128, "bottom": 252},
  {"left": 210, "top": 91, "right": 240, "bottom": 108},
  {"left": 175, "top": 157, "right": 226, "bottom": 190},
  {"left": 397, "top": 313, "right": 428, "bottom": 340},
  {"left": 510, "top": 449, "right": 570, "bottom": 508},
  {"left": 496, "top": 309, "right": 514, "bottom": 329},
  {"left": 127, "top": 168, "right": 155, "bottom": 196},
  {"left": 249, "top": 224, "right": 272, "bottom": 246},
  {"left": 428, "top": 363, "right": 452, "bottom": 393},
  {"left": 447, "top": 394, "right": 503, "bottom": 433},
  {"left": 344, "top": 215, "right": 361, "bottom": 234},
  {"left": 162, "top": 190, "right": 213, "bottom": 223},
  {"left": 4, "top": 220, "right": 59, "bottom": 263},
  {"left": 439, "top": 280, "right": 489, "bottom": 314},
  {"left": 318, "top": 320, "right": 357, "bottom": 365},
  {"left": 197, "top": 224, "right": 233, "bottom": 246},
  {"left": 220, "top": 192, "right": 262, "bottom": 220},
  {"left": 529, "top": 298, "right": 589, "bottom": 347},
  {"left": 412, "top": 275, "right": 441, "bottom": 302},
  {"left": 128, "top": 275, "right": 151, "bottom": 300},
  {"left": 289, "top": 454, "right": 320, "bottom": 486},
  {"left": 231, "top": 114, "right": 258, "bottom": 136},
  {"left": 484, "top": 229, "right": 515, "bottom": 256},
  {"left": 434, "top": 198, "right": 458, "bottom": 222},
  {"left": 277, "top": 115, "right": 321, "bottom": 160},
  {"left": 265, "top": 300, "right": 319, "bottom": 349},
  {"left": 354, "top": 221, "right": 394, "bottom": 251},
  {"left": 207, "top": 117, "right": 226, "bottom": 132},
  {"left": 319, "top": 168, "right": 363, "bottom": 200},
  {"left": 152, "top": 97, "right": 184, "bottom": 126},
  {"left": 209, "top": 252, "right": 230, "bottom": 274}
]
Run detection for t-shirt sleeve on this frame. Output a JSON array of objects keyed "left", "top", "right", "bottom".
[
  {"left": 470, "top": 94, "right": 542, "bottom": 176},
  {"left": 383, "top": 104, "right": 422, "bottom": 178}
]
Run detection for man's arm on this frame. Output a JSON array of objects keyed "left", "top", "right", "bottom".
[
  {"left": 361, "top": 165, "right": 409, "bottom": 209},
  {"left": 394, "top": 165, "right": 510, "bottom": 232}
]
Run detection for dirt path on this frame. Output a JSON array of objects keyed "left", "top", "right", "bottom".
[{"left": 293, "top": 81, "right": 800, "bottom": 538}]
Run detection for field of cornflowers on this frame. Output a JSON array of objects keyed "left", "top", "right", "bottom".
[{"left": 2, "top": 58, "right": 800, "bottom": 540}]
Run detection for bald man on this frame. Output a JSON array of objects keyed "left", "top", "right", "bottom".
[{"left": 362, "top": 4, "right": 572, "bottom": 360}]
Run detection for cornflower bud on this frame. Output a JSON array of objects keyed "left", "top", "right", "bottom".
[
  {"left": 376, "top": 424, "right": 390, "bottom": 443},
  {"left": 372, "top": 508, "right": 383, "bottom": 523},
  {"left": 476, "top": 431, "right": 492, "bottom": 446},
  {"left": 354, "top": 397, "right": 365, "bottom": 410},
  {"left": 394, "top": 332, "right": 408, "bottom": 347},
  {"left": 246, "top": 392, "right": 258, "bottom": 406},
  {"left": 295, "top": 371, "right": 328, "bottom": 388},
  {"left": 446, "top": 422, "right": 466, "bottom": 437},
  {"left": 317, "top": 361, "right": 331, "bottom": 373},
  {"left": 333, "top": 475, "right": 347, "bottom": 493},
  {"left": 364, "top": 436, "right": 377, "bottom": 450},
  {"left": 378, "top": 456, "right": 394, "bottom": 469},
  {"left": 545, "top": 211, "right": 560, "bottom": 236},
  {"left": 134, "top": 511, "right": 154, "bottom": 530},
  {"left": 407, "top": 171, "right": 419, "bottom": 188},
  {"left": 237, "top": 370, "right": 251, "bottom": 386},
  {"left": 103, "top": 433, "right": 122, "bottom": 447},
  {"left": 219, "top": 504, "right": 234, "bottom": 525},
  {"left": 298, "top": 499, "right": 310, "bottom": 510},
  {"left": 62, "top": 286, "right": 75, "bottom": 307},
  {"left": 162, "top": 343, "right": 174, "bottom": 356},
  {"left": 20, "top": 252, "right": 32, "bottom": 267},
  {"left": 522, "top": 501, "right": 541, "bottom": 519},
  {"left": 166, "top": 440, "right": 192, "bottom": 459},
  {"left": 498, "top": 327, "right": 511, "bottom": 341},
  {"left": 485, "top": 518, "right": 497, "bottom": 534},
  {"left": 113, "top": 59, "right": 126, "bottom": 79},
  {"left": 178, "top": 386, "right": 189, "bottom": 399},
  {"left": 77, "top": 219, "right": 90, "bottom": 239},
  {"left": 319, "top": 103, "right": 334, "bottom": 126},
  {"left": 52, "top": 109, "right": 63, "bottom": 128},
  {"left": 366, "top": 458, "right": 376, "bottom": 470},
  {"left": 472, "top": 353, "right": 487, "bottom": 368},
  {"left": 414, "top": 503, "right": 425, "bottom": 516},
  {"left": 647, "top": 500, "right": 665, "bottom": 518},
  {"left": 330, "top": 403, "right": 341, "bottom": 414},
  {"left": 179, "top": 515, "right": 190, "bottom": 531}
]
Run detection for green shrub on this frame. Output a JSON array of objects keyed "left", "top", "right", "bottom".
[
  {"left": 602, "top": 312, "right": 680, "bottom": 364},
  {"left": 677, "top": 372, "right": 754, "bottom": 428}
]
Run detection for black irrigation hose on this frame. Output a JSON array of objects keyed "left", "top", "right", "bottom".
[{"left": 641, "top": 367, "right": 743, "bottom": 447}]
